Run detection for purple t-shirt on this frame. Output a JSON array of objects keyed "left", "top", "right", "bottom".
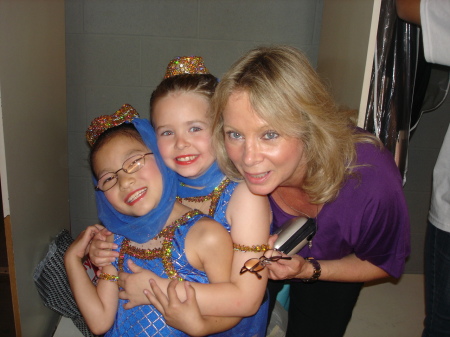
[{"left": 270, "top": 141, "right": 410, "bottom": 278}]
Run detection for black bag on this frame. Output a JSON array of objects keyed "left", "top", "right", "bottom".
[{"left": 33, "top": 229, "right": 95, "bottom": 337}]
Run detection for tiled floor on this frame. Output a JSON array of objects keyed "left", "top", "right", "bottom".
[{"left": 54, "top": 274, "right": 425, "bottom": 337}]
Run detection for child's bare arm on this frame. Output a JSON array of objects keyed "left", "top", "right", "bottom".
[
  {"left": 170, "top": 185, "right": 270, "bottom": 316},
  {"left": 119, "top": 186, "right": 271, "bottom": 316},
  {"left": 224, "top": 183, "right": 271, "bottom": 314},
  {"left": 145, "top": 279, "right": 241, "bottom": 336},
  {"left": 64, "top": 227, "right": 119, "bottom": 335}
]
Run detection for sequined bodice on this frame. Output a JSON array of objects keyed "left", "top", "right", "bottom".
[
  {"left": 177, "top": 178, "right": 237, "bottom": 232},
  {"left": 176, "top": 179, "right": 270, "bottom": 337},
  {"left": 106, "top": 210, "right": 208, "bottom": 337}
]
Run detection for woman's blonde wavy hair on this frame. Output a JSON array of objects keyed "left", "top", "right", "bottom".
[{"left": 211, "top": 45, "right": 380, "bottom": 204}]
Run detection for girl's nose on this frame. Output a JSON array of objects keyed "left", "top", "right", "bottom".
[
  {"left": 117, "top": 171, "right": 135, "bottom": 190},
  {"left": 175, "top": 135, "right": 190, "bottom": 150}
]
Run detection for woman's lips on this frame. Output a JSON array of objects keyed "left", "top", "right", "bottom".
[
  {"left": 244, "top": 171, "right": 271, "bottom": 184},
  {"left": 125, "top": 187, "right": 147, "bottom": 205}
]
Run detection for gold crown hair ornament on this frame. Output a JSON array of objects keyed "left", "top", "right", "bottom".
[
  {"left": 164, "top": 56, "right": 209, "bottom": 79},
  {"left": 86, "top": 103, "right": 140, "bottom": 146}
]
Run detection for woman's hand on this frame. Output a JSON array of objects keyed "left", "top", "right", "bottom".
[
  {"left": 266, "top": 253, "right": 308, "bottom": 280},
  {"left": 88, "top": 226, "right": 118, "bottom": 268},
  {"left": 118, "top": 259, "right": 168, "bottom": 309},
  {"left": 266, "top": 234, "right": 309, "bottom": 280}
]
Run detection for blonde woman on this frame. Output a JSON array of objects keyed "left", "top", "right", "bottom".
[{"left": 210, "top": 45, "right": 410, "bottom": 337}]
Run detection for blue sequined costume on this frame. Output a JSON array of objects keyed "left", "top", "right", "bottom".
[
  {"left": 106, "top": 210, "right": 208, "bottom": 337},
  {"left": 180, "top": 179, "right": 270, "bottom": 337}
]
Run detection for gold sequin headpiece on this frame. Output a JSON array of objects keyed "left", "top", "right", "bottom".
[
  {"left": 86, "top": 103, "right": 140, "bottom": 146},
  {"left": 164, "top": 56, "right": 209, "bottom": 79}
]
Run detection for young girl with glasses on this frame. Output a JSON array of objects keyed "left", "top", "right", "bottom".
[
  {"left": 88, "top": 57, "right": 272, "bottom": 335},
  {"left": 65, "top": 106, "right": 249, "bottom": 336}
]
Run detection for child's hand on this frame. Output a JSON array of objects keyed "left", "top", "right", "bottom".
[
  {"left": 66, "top": 226, "right": 100, "bottom": 261},
  {"left": 118, "top": 260, "right": 165, "bottom": 309},
  {"left": 145, "top": 279, "right": 207, "bottom": 336},
  {"left": 88, "top": 226, "right": 118, "bottom": 267}
]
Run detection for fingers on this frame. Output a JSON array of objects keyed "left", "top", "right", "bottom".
[
  {"left": 117, "top": 271, "right": 129, "bottom": 289},
  {"left": 93, "top": 226, "right": 113, "bottom": 241},
  {"left": 267, "top": 269, "right": 280, "bottom": 280},
  {"left": 88, "top": 238, "right": 118, "bottom": 267},
  {"left": 127, "top": 259, "right": 144, "bottom": 273},
  {"left": 148, "top": 278, "right": 171, "bottom": 312},
  {"left": 79, "top": 227, "right": 98, "bottom": 247},
  {"left": 118, "top": 289, "right": 129, "bottom": 301},
  {"left": 166, "top": 279, "right": 181, "bottom": 301},
  {"left": 183, "top": 281, "right": 195, "bottom": 301},
  {"left": 121, "top": 292, "right": 135, "bottom": 310},
  {"left": 93, "top": 224, "right": 105, "bottom": 231},
  {"left": 100, "top": 226, "right": 113, "bottom": 235},
  {"left": 268, "top": 234, "right": 278, "bottom": 248},
  {"left": 68, "top": 227, "right": 99, "bottom": 259},
  {"left": 143, "top": 287, "right": 161, "bottom": 311},
  {"left": 91, "top": 239, "right": 118, "bottom": 252}
]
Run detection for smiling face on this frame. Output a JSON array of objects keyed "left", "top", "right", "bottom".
[
  {"left": 152, "top": 91, "right": 216, "bottom": 179},
  {"left": 222, "top": 90, "right": 307, "bottom": 195},
  {"left": 93, "top": 134, "right": 163, "bottom": 217}
]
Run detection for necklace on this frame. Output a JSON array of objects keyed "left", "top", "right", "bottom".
[
  {"left": 119, "top": 209, "right": 203, "bottom": 281},
  {"left": 176, "top": 179, "right": 230, "bottom": 216}
]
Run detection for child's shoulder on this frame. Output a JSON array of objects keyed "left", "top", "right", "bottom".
[
  {"left": 189, "top": 216, "right": 231, "bottom": 245},
  {"left": 231, "top": 182, "right": 268, "bottom": 201},
  {"left": 228, "top": 182, "right": 270, "bottom": 213}
]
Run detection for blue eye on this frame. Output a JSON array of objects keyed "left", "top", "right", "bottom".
[
  {"left": 189, "top": 126, "right": 202, "bottom": 132},
  {"left": 264, "top": 131, "right": 279, "bottom": 140},
  {"left": 226, "top": 131, "right": 242, "bottom": 139},
  {"left": 160, "top": 130, "right": 173, "bottom": 136}
]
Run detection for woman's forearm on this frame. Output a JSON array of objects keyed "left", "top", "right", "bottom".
[{"left": 318, "top": 254, "right": 390, "bottom": 283}]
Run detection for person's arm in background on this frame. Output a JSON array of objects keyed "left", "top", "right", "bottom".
[
  {"left": 396, "top": 0, "right": 421, "bottom": 25},
  {"left": 397, "top": 0, "right": 450, "bottom": 67}
]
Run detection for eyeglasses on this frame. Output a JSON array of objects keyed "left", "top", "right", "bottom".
[
  {"left": 240, "top": 250, "right": 292, "bottom": 279},
  {"left": 96, "top": 153, "right": 153, "bottom": 192}
]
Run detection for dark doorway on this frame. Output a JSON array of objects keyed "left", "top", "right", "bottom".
[{"left": 0, "top": 179, "right": 16, "bottom": 337}]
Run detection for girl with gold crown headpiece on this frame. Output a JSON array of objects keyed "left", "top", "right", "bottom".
[
  {"left": 89, "top": 57, "right": 272, "bottom": 336},
  {"left": 65, "top": 105, "right": 242, "bottom": 336}
]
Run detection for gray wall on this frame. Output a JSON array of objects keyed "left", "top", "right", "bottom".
[
  {"left": 65, "top": 0, "right": 324, "bottom": 236},
  {"left": 65, "top": 0, "right": 435, "bottom": 275}
]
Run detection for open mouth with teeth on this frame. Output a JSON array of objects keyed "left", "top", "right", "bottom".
[
  {"left": 175, "top": 155, "right": 198, "bottom": 165},
  {"left": 248, "top": 172, "right": 268, "bottom": 179},
  {"left": 125, "top": 187, "right": 148, "bottom": 205},
  {"left": 244, "top": 171, "right": 271, "bottom": 184}
]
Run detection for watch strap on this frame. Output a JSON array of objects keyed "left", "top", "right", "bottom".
[{"left": 302, "top": 257, "right": 321, "bottom": 283}]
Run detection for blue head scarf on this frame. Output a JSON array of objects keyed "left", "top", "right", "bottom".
[
  {"left": 94, "top": 118, "right": 177, "bottom": 243},
  {"left": 176, "top": 161, "right": 225, "bottom": 197}
]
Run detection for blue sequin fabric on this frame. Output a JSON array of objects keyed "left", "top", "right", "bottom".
[{"left": 106, "top": 210, "right": 208, "bottom": 337}]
